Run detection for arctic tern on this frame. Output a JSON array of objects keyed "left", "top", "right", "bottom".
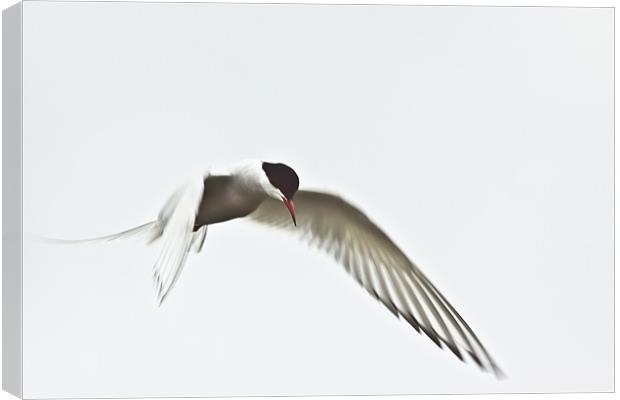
[{"left": 42, "top": 159, "right": 503, "bottom": 377}]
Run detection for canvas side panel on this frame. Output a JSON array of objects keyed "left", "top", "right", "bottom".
[{"left": 2, "top": 2, "right": 23, "bottom": 398}]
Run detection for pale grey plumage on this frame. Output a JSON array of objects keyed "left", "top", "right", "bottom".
[{"left": 249, "top": 190, "right": 504, "bottom": 378}]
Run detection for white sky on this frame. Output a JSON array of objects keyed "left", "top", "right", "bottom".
[{"left": 21, "top": 2, "right": 613, "bottom": 398}]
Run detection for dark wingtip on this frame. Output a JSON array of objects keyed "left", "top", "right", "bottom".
[
  {"left": 372, "top": 290, "right": 399, "bottom": 318},
  {"left": 420, "top": 326, "right": 443, "bottom": 349},
  {"left": 489, "top": 360, "right": 507, "bottom": 380},
  {"left": 465, "top": 349, "right": 484, "bottom": 368},
  {"left": 402, "top": 313, "right": 421, "bottom": 333},
  {"left": 446, "top": 342, "right": 464, "bottom": 362}
]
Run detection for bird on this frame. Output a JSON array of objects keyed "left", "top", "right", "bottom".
[{"left": 39, "top": 159, "right": 503, "bottom": 378}]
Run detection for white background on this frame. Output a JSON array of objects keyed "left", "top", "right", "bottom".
[{"left": 0, "top": 1, "right": 616, "bottom": 400}]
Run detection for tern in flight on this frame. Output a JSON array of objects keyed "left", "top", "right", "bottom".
[{"left": 44, "top": 159, "right": 503, "bottom": 377}]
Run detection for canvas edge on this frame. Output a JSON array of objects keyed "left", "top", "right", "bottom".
[{"left": 3, "top": 2, "right": 23, "bottom": 399}]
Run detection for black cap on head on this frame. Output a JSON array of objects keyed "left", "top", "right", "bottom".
[{"left": 262, "top": 162, "right": 299, "bottom": 200}]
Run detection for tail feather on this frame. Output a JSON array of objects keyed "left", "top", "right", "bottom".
[{"left": 28, "top": 221, "right": 163, "bottom": 245}]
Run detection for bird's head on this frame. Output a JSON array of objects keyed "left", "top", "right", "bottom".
[{"left": 261, "top": 161, "right": 299, "bottom": 226}]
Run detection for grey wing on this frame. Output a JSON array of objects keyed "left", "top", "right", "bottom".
[
  {"left": 250, "top": 190, "right": 503, "bottom": 377},
  {"left": 153, "top": 173, "right": 206, "bottom": 305}
]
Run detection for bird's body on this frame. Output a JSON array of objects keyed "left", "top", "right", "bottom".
[
  {"left": 40, "top": 159, "right": 503, "bottom": 378},
  {"left": 195, "top": 175, "right": 265, "bottom": 226}
]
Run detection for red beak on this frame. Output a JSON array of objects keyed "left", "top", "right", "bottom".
[{"left": 282, "top": 198, "right": 296, "bottom": 226}]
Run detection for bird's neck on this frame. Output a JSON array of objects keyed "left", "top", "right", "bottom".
[{"left": 229, "top": 161, "right": 269, "bottom": 198}]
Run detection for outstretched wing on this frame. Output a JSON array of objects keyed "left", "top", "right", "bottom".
[
  {"left": 249, "top": 190, "right": 503, "bottom": 377},
  {"left": 153, "top": 173, "right": 206, "bottom": 305}
]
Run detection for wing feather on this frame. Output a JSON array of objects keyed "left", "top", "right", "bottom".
[
  {"left": 152, "top": 173, "right": 205, "bottom": 305},
  {"left": 190, "top": 225, "right": 208, "bottom": 253},
  {"left": 250, "top": 190, "right": 502, "bottom": 377}
]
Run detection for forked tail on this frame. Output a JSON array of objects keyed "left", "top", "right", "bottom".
[{"left": 28, "top": 221, "right": 163, "bottom": 245}]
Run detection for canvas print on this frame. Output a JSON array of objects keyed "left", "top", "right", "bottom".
[{"left": 3, "top": 1, "right": 613, "bottom": 398}]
